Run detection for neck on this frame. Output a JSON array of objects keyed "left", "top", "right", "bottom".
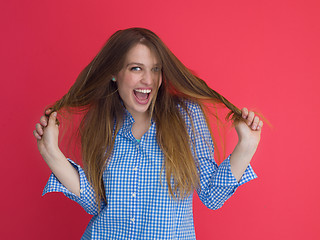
[
  {"left": 131, "top": 111, "right": 150, "bottom": 125},
  {"left": 131, "top": 112, "right": 151, "bottom": 140}
]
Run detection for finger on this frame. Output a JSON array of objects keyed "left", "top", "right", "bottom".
[
  {"left": 251, "top": 116, "right": 260, "bottom": 130},
  {"left": 246, "top": 111, "right": 255, "bottom": 125},
  {"left": 257, "top": 120, "right": 264, "bottom": 130},
  {"left": 48, "top": 112, "right": 58, "bottom": 127},
  {"left": 40, "top": 115, "right": 48, "bottom": 127},
  {"left": 45, "top": 108, "right": 53, "bottom": 114},
  {"left": 33, "top": 130, "right": 42, "bottom": 140},
  {"left": 35, "top": 123, "right": 44, "bottom": 135},
  {"left": 241, "top": 107, "right": 249, "bottom": 119}
]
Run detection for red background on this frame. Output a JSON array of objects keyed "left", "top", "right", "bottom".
[{"left": 1, "top": 0, "right": 320, "bottom": 239}]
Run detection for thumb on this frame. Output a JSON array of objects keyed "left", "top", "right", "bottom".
[{"left": 48, "top": 112, "right": 58, "bottom": 127}]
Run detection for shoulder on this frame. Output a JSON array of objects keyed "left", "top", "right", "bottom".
[
  {"left": 177, "top": 98, "right": 205, "bottom": 130},
  {"left": 177, "top": 98, "right": 203, "bottom": 118}
]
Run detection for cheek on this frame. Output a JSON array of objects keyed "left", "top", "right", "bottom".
[
  {"left": 118, "top": 84, "right": 132, "bottom": 101},
  {"left": 156, "top": 74, "right": 162, "bottom": 88},
  {"left": 118, "top": 73, "right": 138, "bottom": 88},
  {"left": 116, "top": 79, "right": 129, "bottom": 100},
  {"left": 116, "top": 74, "right": 131, "bottom": 92}
]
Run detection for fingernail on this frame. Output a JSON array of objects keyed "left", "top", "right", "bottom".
[{"left": 53, "top": 112, "right": 57, "bottom": 117}]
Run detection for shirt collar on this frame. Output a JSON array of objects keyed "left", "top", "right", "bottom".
[
  {"left": 120, "top": 99, "right": 155, "bottom": 127},
  {"left": 122, "top": 107, "right": 135, "bottom": 127},
  {"left": 117, "top": 101, "right": 155, "bottom": 139}
]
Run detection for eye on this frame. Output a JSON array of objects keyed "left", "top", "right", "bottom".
[
  {"left": 131, "top": 66, "right": 141, "bottom": 71},
  {"left": 153, "top": 67, "right": 161, "bottom": 72}
]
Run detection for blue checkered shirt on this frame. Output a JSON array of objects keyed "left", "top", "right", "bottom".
[{"left": 43, "top": 100, "right": 257, "bottom": 239}]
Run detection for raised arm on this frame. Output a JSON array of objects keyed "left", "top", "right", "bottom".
[
  {"left": 230, "top": 107, "right": 263, "bottom": 182},
  {"left": 181, "top": 101, "right": 258, "bottom": 210},
  {"left": 34, "top": 109, "right": 80, "bottom": 197}
]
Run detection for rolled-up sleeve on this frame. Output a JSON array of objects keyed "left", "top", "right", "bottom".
[
  {"left": 183, "top": 101, "right": 257, "bottom": 210},
  {"left": 198, "top": 154, "right": 257, "bottom": 210},
  {"left": 42, "top": 158, "right": 106, "bottom": 215}
]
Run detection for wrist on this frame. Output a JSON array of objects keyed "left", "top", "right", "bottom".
[
  {"left": 236, "top": 140, "right": 258, "bottom": 155},
  {"left": 40, "top": 146, "right": 62, "bottom": 162}
]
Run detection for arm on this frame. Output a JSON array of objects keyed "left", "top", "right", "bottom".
[
  {"left": 34, "top": 110, "right": 104, "bottom": 215},
  {"left": 230, "top": 107, "right": 263, "bottom": 181},
  {"left": 34, "top": 110, "right": 80, "bottom": 196},
  {"left": 182, "top": 101, "right": 259, "bottom": 210}
]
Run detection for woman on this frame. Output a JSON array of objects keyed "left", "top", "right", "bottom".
[{"left": 34, "top": 28, "right": 263, "bottom": 239}]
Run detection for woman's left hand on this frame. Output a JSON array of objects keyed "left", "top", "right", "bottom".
[
  {"left": 230, "top": 108, "right": 263, "bottom": 181},
  {"left": 234, "top": 107, "right": 263, "bottom": 149}
]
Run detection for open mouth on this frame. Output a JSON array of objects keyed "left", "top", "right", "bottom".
[{"left": 133, "top": 89, "right": 151, "bottom": 103}]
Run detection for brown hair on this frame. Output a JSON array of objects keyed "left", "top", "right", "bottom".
[{"left": 47, "top": 28, "right": 247, "bottom": 211}]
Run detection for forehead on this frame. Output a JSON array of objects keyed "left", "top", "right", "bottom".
[{"left": 124, "top": 43, "right": 160, "bottom": 64}]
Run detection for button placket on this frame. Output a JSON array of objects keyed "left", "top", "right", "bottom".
[{"left": 130, "top": 146, "right": 139, "bottom": 225}]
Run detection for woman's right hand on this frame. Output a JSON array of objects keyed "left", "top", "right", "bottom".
[
  {"left": 34, "top": 110, "right": 81, "bottom": 196},
  {"left": 33, "top": 109, "right": 60, "bottom": 158}
]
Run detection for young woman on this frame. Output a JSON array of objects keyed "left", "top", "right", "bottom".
[{"left": 33, "top": 28, "right": 263, "bottom": 239}]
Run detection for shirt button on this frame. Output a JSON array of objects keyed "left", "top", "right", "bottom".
[
  {"left": 133, "top": 167, "right": 138, "bottom": 171},
  {"left": 132, "top": 192, "right": 136, "bottom": 197},
  {"left": 130, "top": 218, "right": 135, "bottom": 223}
]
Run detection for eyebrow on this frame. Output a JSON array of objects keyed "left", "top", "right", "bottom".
[{"left": 126, "top": 62, "right": 161, "bottom": 67}]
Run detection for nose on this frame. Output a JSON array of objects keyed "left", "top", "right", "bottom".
[{"left": 141, "top": 70, "right": 154, "bottom": 86}]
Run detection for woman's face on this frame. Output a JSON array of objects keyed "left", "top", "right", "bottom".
[{"left": 115, "top": 43, "right": 162, "bottom": 120}]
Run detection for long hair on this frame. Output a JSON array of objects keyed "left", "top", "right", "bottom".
[{"left": 46, "top": 28, "right": 245, "bottom": 210}]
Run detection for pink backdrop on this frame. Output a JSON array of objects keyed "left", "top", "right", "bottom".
[{"left": 1, "top": 0, "right": 319, "bottom": 239}]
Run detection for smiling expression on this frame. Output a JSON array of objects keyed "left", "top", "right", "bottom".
[{"left": 115, "top": 43, "right": 162, "bottom": 120}]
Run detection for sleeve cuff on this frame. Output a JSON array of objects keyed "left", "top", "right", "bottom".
[
  {"left": 42, "top": 158, "right": 87, "bottom": 201},
  {"left": 213, "top": 154, "right": 258, "bottom": 187}
]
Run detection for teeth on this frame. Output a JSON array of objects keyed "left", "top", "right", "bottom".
[{"left": 134, "top": 89, "right": 151, "bottom": 94}]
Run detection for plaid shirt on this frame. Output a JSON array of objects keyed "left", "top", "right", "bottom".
[{"left": 43, "top": 100, "right": 257, "bottom": 239}]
